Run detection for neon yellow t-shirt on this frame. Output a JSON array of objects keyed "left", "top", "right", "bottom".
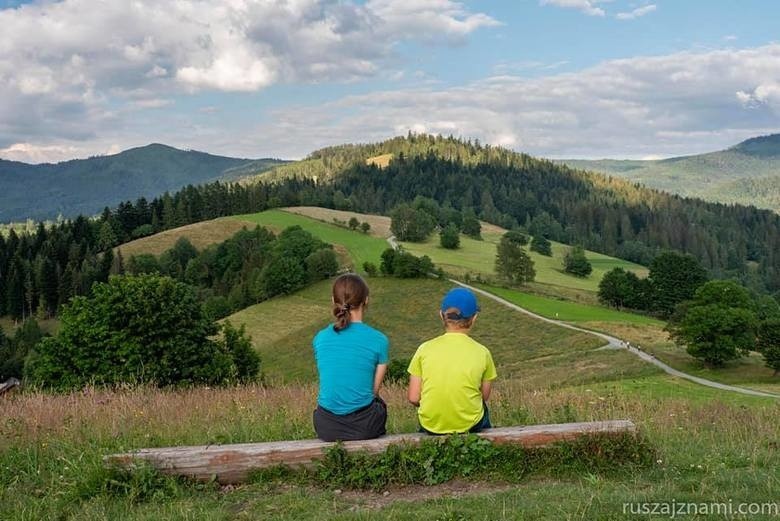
[{"left": 407, "top": 332, "right": 497, "bottom": 434}]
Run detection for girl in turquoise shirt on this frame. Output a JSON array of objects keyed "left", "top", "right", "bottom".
[{"left": 312, "top": 273, "right": 389, "bottom": 441}]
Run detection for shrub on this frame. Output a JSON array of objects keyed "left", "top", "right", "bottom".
[
  {"left": 461, "top": 215, "right": 481, "bottom": 240},
  {"left": 127, "top": 254, "right": 161, "bottom": 275},
  {"left": 221, "top": 321, "right": 261, "bottom": 382},
  {"left": 757, "top": 319, "right": 780, "bottom": 375},
  {"left": 390, "top": 204, "right": 436, "bottom": 242},
  {"left": 348, "top": 217, "right": 360, "bottom": 230},
  {"left": 362, "top": 262, "right": 379, "bottom": 277},
  {"left": 530, "top": 235, "right": 552, "bottom": 256},
  {"left": 385, "top": 358, "right": 410, "bottom": 384},
  {"left": 380, "top": 248, "right": 397, "bottom": 275},
  {"left": 360, "top": 222, "right": 371, "bottom": 234},
  {"left": 439, "top": 224, "right": 460, "bottom": 249},
  {"left": 563, "top": 246, "right": 592, "bottom": 278},
  {"left": 305, "top": 248, "right": 339, "bottom": 281},
  {"left": 130, "top": 224, "right": 154, "bottom": 239},
  {"left": 260, "top": 256, "right": 307, "bottom": 297},
  {"left": 24, "top": 274, "right": 239, "bottom": 389}
]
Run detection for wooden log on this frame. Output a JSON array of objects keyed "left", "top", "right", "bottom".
[{"left": 105, "top": 420, "right": 636, "bottom": 484}]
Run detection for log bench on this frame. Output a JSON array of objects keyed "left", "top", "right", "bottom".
[{"left": 105, "top": 420, "right": 636, "bottom": 484}]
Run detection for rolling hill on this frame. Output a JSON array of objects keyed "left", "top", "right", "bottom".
[
  {"left": 559, "top": 133, "right": 780, "bottom": 211},
  {"left": 0, "top": 144, "right": 284, "bottom": 222}
]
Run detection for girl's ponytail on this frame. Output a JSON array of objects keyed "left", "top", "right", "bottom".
[{"left": 332, "top": 274, "right": 369, "bottom": 332}]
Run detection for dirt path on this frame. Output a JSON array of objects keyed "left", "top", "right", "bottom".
[{"left": 387, "top": 235, "right": 780, "bottom": 400}]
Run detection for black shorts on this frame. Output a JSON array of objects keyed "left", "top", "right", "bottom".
[{"left": 313, "top": 397, "right": 387, "bottom": 442}]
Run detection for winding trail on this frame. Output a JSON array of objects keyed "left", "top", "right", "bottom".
[{"left": 388, "top": 235, "right": 780, "bottom": 399}]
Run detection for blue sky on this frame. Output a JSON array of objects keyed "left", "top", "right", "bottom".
[{"left": 1, "top": 0, "right": 779, "bottom": 162}]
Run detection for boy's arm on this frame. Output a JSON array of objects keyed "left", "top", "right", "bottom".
[
  {"left": 480, "top": 380, "right": 492, "bottom": 402},
  {"left": 373, "top": 364, "right": 387, "bottom": 396},
  {"left": 408, "top": 375, "right": 422, "bottom": 406}
]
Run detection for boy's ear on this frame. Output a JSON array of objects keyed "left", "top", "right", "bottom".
[
  {"left": 470, "top": 313, "right": 479, "bottom": 327},
  {"left": 439, "top": 310, "right": 446, "bottom": 322}
]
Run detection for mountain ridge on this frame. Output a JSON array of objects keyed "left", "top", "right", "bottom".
[
  {"left": 0, "top": 144, "right": 285, "bottom": 222},
  {"left": 557, "top": 133, "right": 780, "bottom": 211}
]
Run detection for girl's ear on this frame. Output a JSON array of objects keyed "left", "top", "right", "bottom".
[{"left": 331, "top": 296, "right": 335, "bottom": 305}]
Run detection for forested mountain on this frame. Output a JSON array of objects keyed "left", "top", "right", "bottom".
[
  {"left": 559, "top": 134, "right": 780, "bottom": 211},
  {"left": 0, "top": 144, "right": 284, "bottom": 222},
  {"left": 3, "top": 134, "right": 780, "bottom": 322}
]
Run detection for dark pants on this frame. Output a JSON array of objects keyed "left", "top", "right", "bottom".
[
  {"left": 420, "top": 402, "right": 492, "bottom": 435},
  {"left": 313, "top": 397, "right": 387, "bottom": 442}
]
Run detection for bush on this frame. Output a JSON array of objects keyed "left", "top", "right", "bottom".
[
  {"left": 305, "top": 248, "right": 339, "bottom": 281},
  {"left": 385, "top": 358, "right": 410, "bottom": 384},
  {"left": 348, "top": 217, "right": 360, "bottom": 230},
  {"left": 393, "top": 251, "right": 434, "bottom": 278},
  {"left": 360, "top": 222, "right": 371, "bottom": 234},
  {"left": 24, "top": 275, "right": 242, "bottom": 389},
  {"left": 757, "top": 319, "right": 780, "bottom": 375},
  {"left": 130, "top": 224, "right": 154, "bottom": 239},
  {"left": 530, "top": 235, "right": 552, "bottom": 256},
  {"left": 390, "top": 204, "right": 436, "bottom": 242},
  {"left": 221, "top": 321, "right": 261, "bottom": 382},
  {"left": 260, "top": 256, "right": 307, "bottom": 297},
  {"left": 0, "top": 319, "right": 44, "bottom": 381},
  {"left": 362, "top": 262, "right": 379, "bottom": 277},
  {"left": 439, "top": 224, "right": 460, "bottom": 249},
  {"left": 380, "top": 248, "right": 397, "bottom": 275},
  {"left": 461, "top": 215, "right": 481, "bottom": 240},
  {"left": 202, "top": 295, "right": 232, "bottom": 320},
  {"left": 127, "top": 254, "right": 161, "bottom": 275},
  {"left": 563, "top": 246, "right": 592, "bottom": 278}
]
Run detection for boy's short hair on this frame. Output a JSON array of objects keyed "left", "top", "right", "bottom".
[{"left": 442, "top": 307, "right": 475, "bottom": 329}]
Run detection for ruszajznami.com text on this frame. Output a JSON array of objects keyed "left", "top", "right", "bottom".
[{"left": 623, "top": 500, "right": 779, "bottom": 518}]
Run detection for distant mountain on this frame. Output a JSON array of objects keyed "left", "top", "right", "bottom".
[
  {"left": 0, "top": 144, "right": 285, "bottom": 222},
  {"left": 558, "top": 134, "right": 780, "bottom": 211}
]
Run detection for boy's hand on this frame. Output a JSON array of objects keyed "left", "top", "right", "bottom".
[{"left": 407, "top": 375, "right": 422, "bottom": 407}]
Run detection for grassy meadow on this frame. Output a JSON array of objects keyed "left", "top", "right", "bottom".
[
  {"left": 5, "top": 206, "right": 780, "bottom": 518},
  {"left": 230, "top": 210, "right": 389, "bottom": 272}
]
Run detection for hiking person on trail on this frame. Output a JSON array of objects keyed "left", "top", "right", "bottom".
[
  {"left": 312, "top": 273, "right": 389, "bottom": 442},
  {"left": 407, "top": 287, "right": 497, "bottom": 434}
]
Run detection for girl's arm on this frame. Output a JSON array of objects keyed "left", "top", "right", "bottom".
[
  {"left": 407, "top": 375, "right": 422, "bottom": 406},
  {"left": 481, "top": 380, "right": 492, "bottom": 402},
  {"left": 373, "top": 363, "right": 387, "bottom": 396}
]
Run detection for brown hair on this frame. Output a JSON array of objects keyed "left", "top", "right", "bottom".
[
  {"left": 441, "top": 307, "right": 476, "bottom": 330},
  {"left": 332, "top": 273, "right": 370, "bottom": 332}
]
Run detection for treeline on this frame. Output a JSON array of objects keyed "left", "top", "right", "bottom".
[
  {"left": 125, "top": 225, "right": 339, "bottom": 318},
  {"left": 327, "top": 152, "right": 780, "bottom": 293},
  {"left": 4, "top": 135, "right": 780, "bottom": 321}
]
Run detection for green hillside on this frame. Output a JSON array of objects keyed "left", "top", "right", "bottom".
[
  {"left": 560, "top": 133, "right": 780, "bottom": 211},
  {"left": 0, "top": 144, "right": 283, "bottom": 221},
  {"left": 400, "top": 230, "right": 647, "bottom": 293},
  {"left": 225, "top": 278, "right": 630, "bottom": 387}
]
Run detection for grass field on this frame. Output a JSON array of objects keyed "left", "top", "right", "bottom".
[
  {"left": 230, "top": 210, "right": 389, "bottom": 271},
  {"left": 224, "top": 277, "right": 650, "bottom": 389},
  {"left": 3, "top": 373, "right": 778, "bottom": 519},
  {"left": 116, "top": 218, "right": 256, "bottom": 258},
  {"left": 401, "top": 232, "right": 647, "bottom": 293}
]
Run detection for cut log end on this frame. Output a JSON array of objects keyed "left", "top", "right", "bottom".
[{"left": 105, "top": 420, "right": 637, "bottom": 484}]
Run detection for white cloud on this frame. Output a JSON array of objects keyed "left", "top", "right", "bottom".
[
  {"left": 540, "top": 0, "right": 606, "bottom": 17},
  {"left": 242, "top": 44, "right": 780, "bottom": 160},
  {"left": 616, "top": 4, "right": 656, "bottom": 20},
  {"left": 0, "top": 0, "right": 496, "bottom": 157}
]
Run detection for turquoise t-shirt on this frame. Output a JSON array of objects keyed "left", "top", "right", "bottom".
[{"left": 313, "top": 322, "right": 389, "bottom": 415}]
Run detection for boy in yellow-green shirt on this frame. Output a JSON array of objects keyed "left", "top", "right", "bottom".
[{"left": 407, "top": 287, "right": 497, "bottom": 434}]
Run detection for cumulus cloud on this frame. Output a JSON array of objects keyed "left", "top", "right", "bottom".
[
  {"left": 244, "top": 44, "right": 780, "bottom": 159},
  {"left": 0, "top": 0, "right": 496, "bottom": 158},
  {"left": 616, "top": 4, "right": 656, "bottom": 20},
  {"left": 540, "top": 0, "right": 606, "bottom": 17}
]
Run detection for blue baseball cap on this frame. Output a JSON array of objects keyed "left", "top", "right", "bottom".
[{"left": 440, "top": 288, "right": 480, "bottom": 319}]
